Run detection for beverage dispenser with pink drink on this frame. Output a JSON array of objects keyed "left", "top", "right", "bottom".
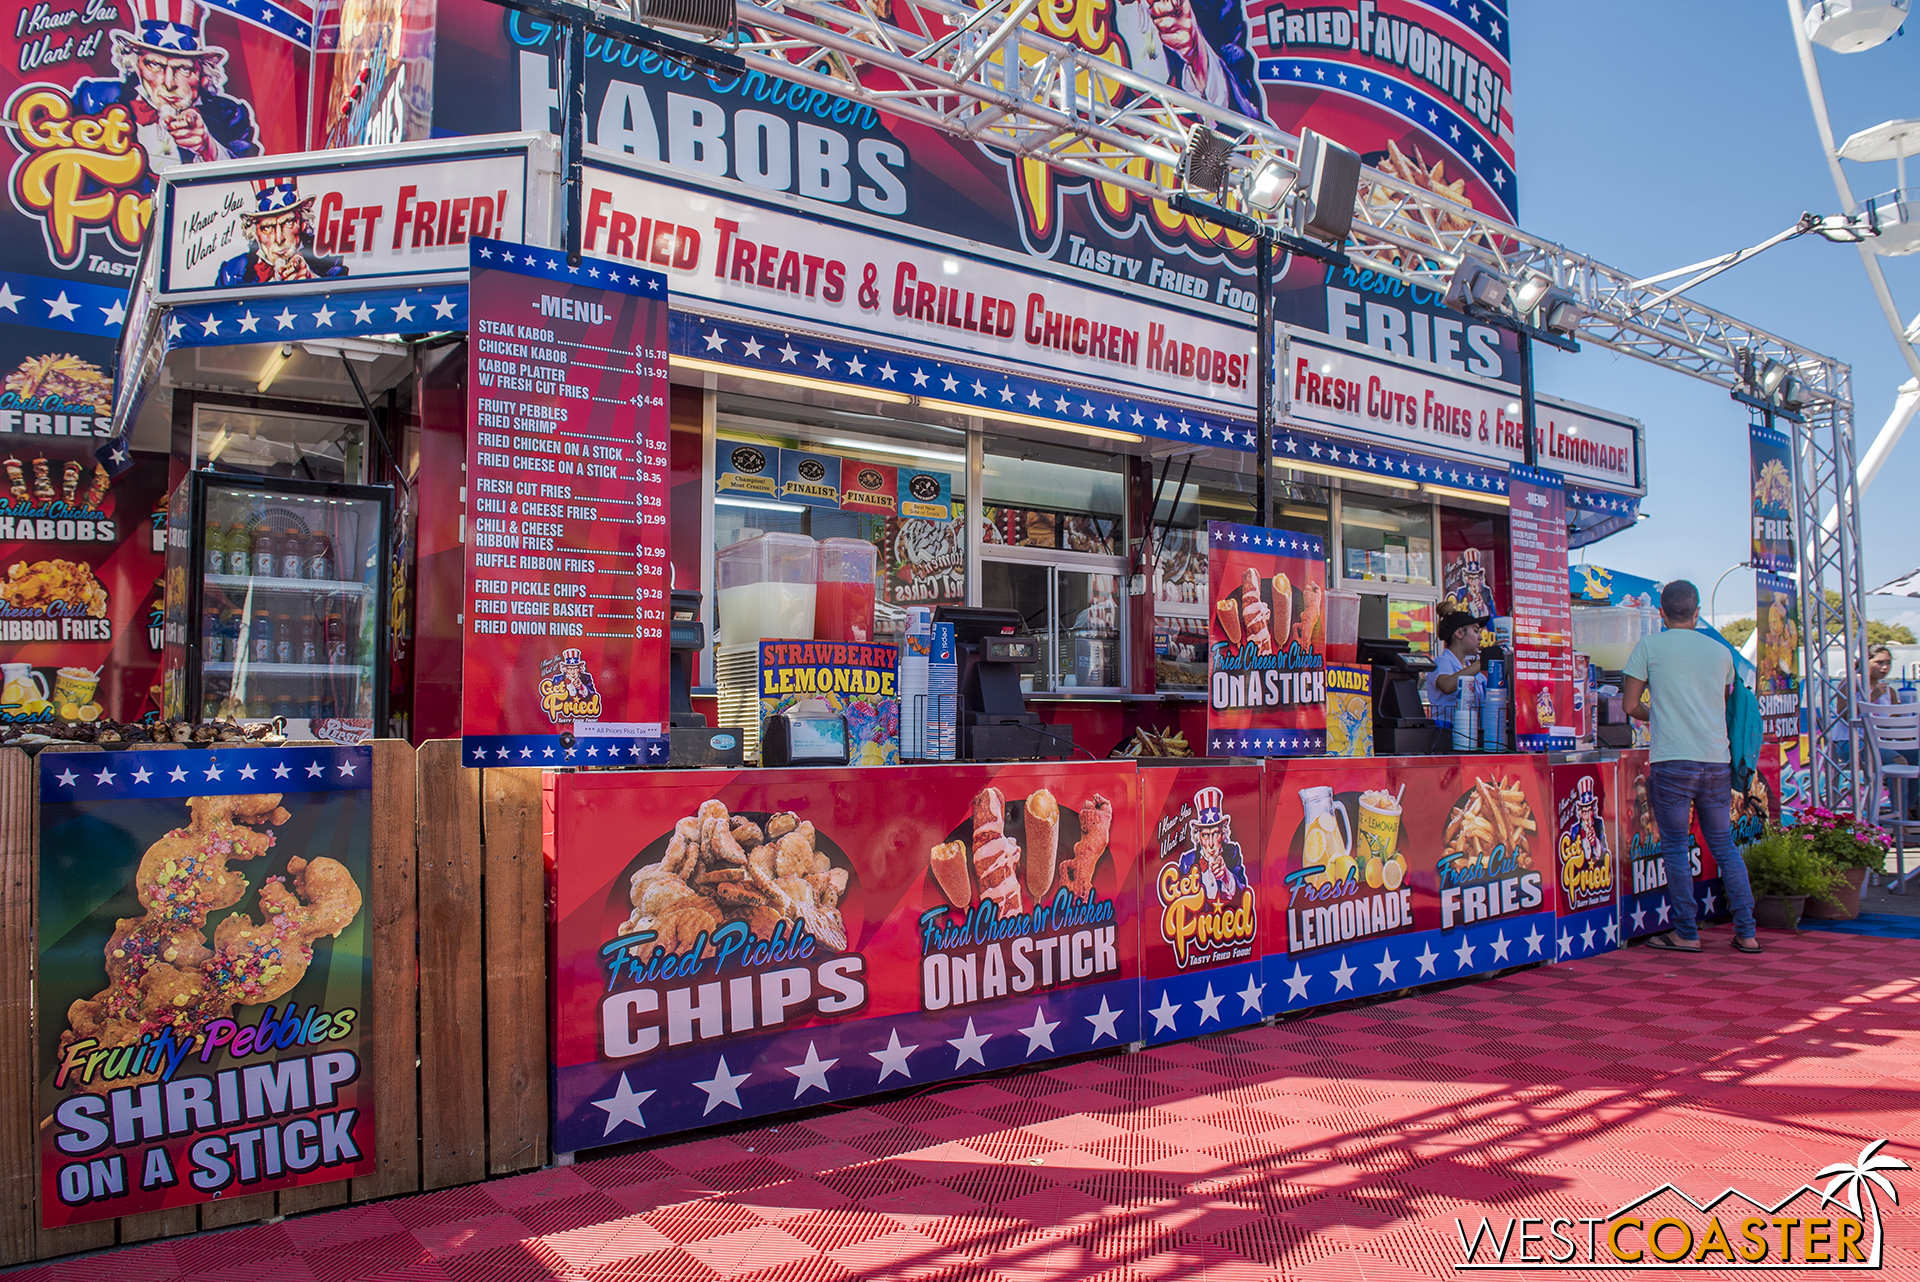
[{"left": 816, "top": 538, "right": 878, "bottom": 642}]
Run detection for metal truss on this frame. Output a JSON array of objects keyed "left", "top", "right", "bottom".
[
  {"left": 571, "top": 0, "right": 1871, "bottom": 806},
  {"left": 1790, "top": 395, "right": 1870, "bottom": 812}
]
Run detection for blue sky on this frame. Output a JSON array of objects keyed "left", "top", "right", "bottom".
[{"left": 1510, "top": 2, "right": 1919, "bottom": 630}]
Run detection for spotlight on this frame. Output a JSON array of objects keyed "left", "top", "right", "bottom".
[
  {"left": 1758, "top": 359, "right": 1790, "bottom": 398},
  {"left": 1444, "top": 256, "right": 1507, "bottom": 312},
  {"left": 1779, "top": 373, "right": 1809, "bottom": 411},
  {"left": 631, "top": 0, "right": 734, "bottom": 37},
  {"left": 1541, "top": 292, "right": 1584, "bottom": 337},
  {"left": 1180, "top": 124, "right": 1234, "bottom": 195},
  {"left": 1240, "top": 156, "right": 1292, "bottom": 212},
  {"left": 1510, "top": 273, "right": 1553, "bottom": 314}
]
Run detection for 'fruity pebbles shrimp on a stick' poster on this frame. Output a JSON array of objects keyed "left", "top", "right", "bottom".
[
  {"left": 1206, "top": 520, "right": 1328, "bottom": 756},
  {"left": 36, "top": 746, "right": 374, "bottom": 1226}
]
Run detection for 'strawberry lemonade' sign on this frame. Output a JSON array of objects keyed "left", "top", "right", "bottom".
[
  {"left": 461, "top": 238, "right": 670, "bottom": 764},
  {"left": 1205, "top": 519, "right": 1327, "bottom": 756},
  {"left": 36, "top": 746, "right": 373, "bottom": 1227},
  {"left": 1261, "top": 756, "right": 1553, "bottom": 1015},
  {"left": 1507, "top": 465, "right": 1572, "bottom": 751},
  {"left": 1139, "top": 765, "right": 1263, "bottom": 1046},
  {"left": 546, "top": 764, "right": 1138, "bottom": 1151}
]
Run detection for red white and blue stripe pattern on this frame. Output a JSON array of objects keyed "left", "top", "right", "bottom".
[
  {"left": 249, "top": 176, "right": 305, "bottom": 215},
  {"left": 128, "top": 0, "right": 214, "bottom": 53}
]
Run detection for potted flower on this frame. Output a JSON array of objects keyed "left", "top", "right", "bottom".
[
  {"left": 1742, "top": 829, "right": 1839, "bottom": 930},
  {"left": 1793, "top": 808, "right": 1891, "bottom": 921}
]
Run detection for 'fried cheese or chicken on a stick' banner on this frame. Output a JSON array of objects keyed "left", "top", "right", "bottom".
[
  {"left": 547, "top": 764, "right": 1138, "bottom": 1152},
  {"left": 1206, "top": 520, "right": 1327, "bottom": 756},
  {"left": 37, "top": 746, "right": 373, "bottom": 1226}
]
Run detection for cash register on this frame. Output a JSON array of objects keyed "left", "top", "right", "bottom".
[
  {"left": 668, "top": 589, "right": 745, "bottom": 767},
  {"left": 934, "top": 605, "right": 1073, "bottom": 761},
  {"left": 1360, "top": 636, "right": 1438, "bottom": 755}
]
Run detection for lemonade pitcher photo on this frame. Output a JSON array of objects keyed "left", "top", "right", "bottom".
[{"left": 1299, "top": 785, "right": 1352, "bottom": 883}]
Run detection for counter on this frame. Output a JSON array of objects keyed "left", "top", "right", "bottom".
[{"left": 543, "top": 748, "right": 1688, "bottom": 1155}]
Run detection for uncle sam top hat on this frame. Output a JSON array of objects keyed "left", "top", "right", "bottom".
[
  {"left": 114, "top": 0, "right": 227, "bottom": 61},
  {"left": 560, "top": 648, "right": 586, "bottom": 665},
  {"left": 1574, "top": 775, "right": 1598, "bottom": 807},
  {"left": 1191, "top": 786, "right": 1229, "bottom": 830},
  {"left": 241, "top": 176, "right": 317, "bottom": 220}
]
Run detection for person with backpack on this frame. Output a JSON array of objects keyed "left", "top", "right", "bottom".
[{"left": 1620, "top": 580, "right": 1762, "bottom": 954}]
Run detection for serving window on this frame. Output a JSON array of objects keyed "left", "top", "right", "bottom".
[{"left": 979, "top": 435, "right": 1126, "bottom": 693}]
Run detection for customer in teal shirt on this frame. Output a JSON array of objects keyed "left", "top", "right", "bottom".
[{"left": 1621, "top": 580, "right": 1760, "bottom": 954}]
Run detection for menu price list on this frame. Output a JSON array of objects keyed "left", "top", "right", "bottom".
[
  {"left": 462, "top": 237, "right": 670, "bottom": 761},
  {"left": 1507, "top": 465, "right": 1573, "bottom": 750}
]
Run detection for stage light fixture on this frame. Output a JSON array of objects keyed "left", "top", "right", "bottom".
[
  {"left": 1444, "top": 257, "right": 1507, "bottom": 312},
  {"left": 1510, "top": 273, "right": 1553, "bottom": 314},
  {"left": 1180, "top": 125, "right": 1234, "bottom": 195},
  {"left": 1241, "top": 157, "right": 1292, "bottom": 212},
  {"left": 1758, "top": 359, "right": 1790, "bottom": 398}
]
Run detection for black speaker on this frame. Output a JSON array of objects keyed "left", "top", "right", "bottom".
[{"left": 1299, "top": 130, "right": 1361, "bottom": 245}]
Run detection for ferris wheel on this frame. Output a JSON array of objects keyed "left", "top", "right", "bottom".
[{"left": 1793, "top": 0, "right": 1920, "bottom": 500}]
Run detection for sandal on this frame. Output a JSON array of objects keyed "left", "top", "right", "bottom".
[
  {"left": 1646, "top": 932, "right": 1701, "bottom": 952},
  {"left": 1732, "top": 936, "right": 1763, "bottom": 954}
]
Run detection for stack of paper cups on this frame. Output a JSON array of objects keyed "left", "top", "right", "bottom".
[
  {"left": 929, "top": 621, "right": 958, "bottom": 761},
  {"left": 901, "top": 607, "right": 932, "bottom": 757}
]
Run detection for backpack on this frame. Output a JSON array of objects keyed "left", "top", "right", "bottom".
[{"left": 1726, "top": 676, "right": 1762, "bottom": 791}]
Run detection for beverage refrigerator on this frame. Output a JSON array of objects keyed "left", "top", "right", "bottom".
[{"left": 160, "top": 471, "right": 392, "bottom": 735}]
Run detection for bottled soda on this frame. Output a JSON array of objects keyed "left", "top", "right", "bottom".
[
  {"left": 324, "top": 609, "right": 347, "bottom": 664},
  {"left": 205, "top": 515, "right": 226, "bottom": 576},
  {"left": 251, "top": 607, "right": 272, "bottom": 663},
  {"left": 274, "top": 613, "right": 294, "bottom": 664},
  {"left": 280, "top": 527, "right": 305, "bottom": 580},
  {"left": 297, "top": 615, "right": 317, "bottom": 665},
  {"left": 247, "top": 691, "right": 270, "bottom": 719},
  {"left": 202, "top": 606, "right": 223, "bottom": 662},
  {"left": 304, "top": 531, "right": 334, "bottom": 582},
  {"left": 252, "top": 523, "right": 276, "bottom": 578},
  {"left": 229, "top": 521, "right": 252, "bottom": 575},
  {"left": 272, "top": 694, "right": 293, "bottom": 718},
  {"left": 305, "top": 685, "right": 322, "bottom": 719},
  {"left": 222, "top": 605, "right": 242, "bottom": 659}
]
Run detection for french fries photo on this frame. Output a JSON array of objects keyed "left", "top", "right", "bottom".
[{"left": 1441, "top": 775, "right": 1538, "bottom": 876}]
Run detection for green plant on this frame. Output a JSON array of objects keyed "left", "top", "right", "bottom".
[
  {"left": 1795, "top": 808, "right": 1892, "bottom": 873},
  {"left": 1742, "top": 830, "right": 1840, "bottom": 904}
]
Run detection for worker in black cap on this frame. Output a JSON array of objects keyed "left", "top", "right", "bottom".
[{"left": 1426, "top": 608, "right": 1490, "bottom": 725}]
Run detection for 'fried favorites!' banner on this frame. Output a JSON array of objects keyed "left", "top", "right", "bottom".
[
  {"left": 37, "top": 745, "right": 373, "bottom": 1226},
  {"left": 548, "top": 763, "right": 1139, "bottom": 1152},
  {"left": 1205, "top": 520, "right": 1327, "bottom": 756}
]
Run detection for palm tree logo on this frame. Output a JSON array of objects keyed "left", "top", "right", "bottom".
[{"left": 1817, "top": 1137, "right": 1910, "bottom": 1266}]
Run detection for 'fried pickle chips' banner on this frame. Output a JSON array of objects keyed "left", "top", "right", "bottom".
[
  {"left": 37, "top": 745, "right": 373, "bottom": 1226},
  {"left": 548, "top": 763, "right": 1139, "bottom": 1153},
  {"left": 1205, "top": 520, "right": 1328, "bottom": 756}
]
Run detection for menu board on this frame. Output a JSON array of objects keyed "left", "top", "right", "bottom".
[
  {"left": 1508, "top": 465, "right": 1572, "bottom": 751},
  {"left": 461, "top": 238, "right": 670, "bottom": 764}
]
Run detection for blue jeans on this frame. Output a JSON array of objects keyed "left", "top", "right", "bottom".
[{"left": 1649, "top": 760, "right": 1758, "bottom": 941}]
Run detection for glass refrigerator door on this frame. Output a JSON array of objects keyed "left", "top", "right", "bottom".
[{"left": 193, "top": 480, "right": 385, "bottom": 728}]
